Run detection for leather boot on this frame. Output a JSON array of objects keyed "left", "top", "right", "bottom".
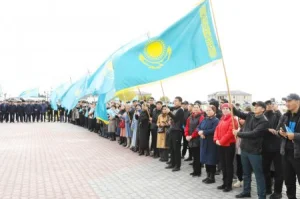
[
  {"left": 202, "top": 172, "right": 210, "bottom": 183},
  {"left": 122, "top": 138, "right": 127, "bottom": 147},
  {"left": 205, "top": 172, "right": 216, "bottom": 184}
]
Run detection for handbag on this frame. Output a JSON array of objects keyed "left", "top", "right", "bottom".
[
  {"left": 119, "top": 120, "right": 125, "bottom": 128},
  {"left": 157, "top": 127, "right": 165, "bottom": 133}
]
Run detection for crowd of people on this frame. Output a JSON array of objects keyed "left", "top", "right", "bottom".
[
  {"left": 1, "top": 94, "right": 300, "bottom": 199},
  {"left": 0, "top": 101, "right": 73, "bottom": 123},
  {"left": 66, "top": 94, "right": 300, "bottom": 199}
]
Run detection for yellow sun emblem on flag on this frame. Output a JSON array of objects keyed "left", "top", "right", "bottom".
[
  {"left": 139, "top": 40, "right": 172, "bottom": 70},
  {"left": 26, "top": 90, "right": 30, "bottom": 94},
  {"left": 74, "top": 89, "right": 81, "bottom": 97}
]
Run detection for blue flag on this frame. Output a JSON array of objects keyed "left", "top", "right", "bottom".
[
  {"left": 85, "top": 34, "right": 148, "bottom": 97},
  {"left": 19, "top": 88, "right": 39, "bottom": 98},
  {"left": 93, "top": 35, "right": 149, "bottom": 123},
  {"left": 60, "top": 75, "right": 89, "bottom": 111},
  {"left": 85, "top": 60, "right": 114, "bottom": 96},
  {"left": 50, "top": 82, "right": 72, "bottom": 110},
  {"left": 112, "top": 0, "right": 221, "bottom": 92},
  {"left": 95, "top": 89, "right": 115, "bottom": 123}
]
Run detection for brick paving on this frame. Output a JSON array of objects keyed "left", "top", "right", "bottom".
[{"left": 0, "top": 123, "right": 298, "bottom": 198}]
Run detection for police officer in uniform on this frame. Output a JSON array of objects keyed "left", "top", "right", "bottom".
[
  {"left": 3, "top": 101, "right": 9, "bottom": 123},
  {"left": 8, "top": 101, "right": 17, "bottom": 123},
  {"left": 16, "top": 102, "right": 21, "bottom": 122},
  {"left": 40, "top": 101, "right": 47, "bottom": 122},
  {"left": 19, "top": 102, "right": 25, "bottom": 122},
  {"left": 33, "top": 101, "right": 41, "bottom": 122},
  {"left": 25, "top": 101, "right": 33, "bottom": 122}
]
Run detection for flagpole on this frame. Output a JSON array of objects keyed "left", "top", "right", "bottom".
[
  {"left": 160, "top": 81, "right": 167, "bottom": 105},
  {"left": 209, "top": 0, "right": 236, "bottom": 130},
  {"left": 137, "top": 87, "right": 143, "bottom": 101}
]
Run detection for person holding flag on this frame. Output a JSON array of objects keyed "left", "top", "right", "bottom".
[{"left": 233, "top": 102, "right": 269, "bottom": 199}]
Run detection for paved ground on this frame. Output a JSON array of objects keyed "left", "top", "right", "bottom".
[{"left": 0, "top": 123, "right": 297, "bottom": 199}]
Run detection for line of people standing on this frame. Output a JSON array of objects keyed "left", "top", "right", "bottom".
[
  {"left": 91, "top": 94, "right": 300, "bottom": 199},
  {"left": 0, "top": 100, "right": 71, "bottom": 123}
]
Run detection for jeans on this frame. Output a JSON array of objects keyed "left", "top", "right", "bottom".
[
  {"left": 282, "top": 149, "right": 300, "bottom": 199},
  {"left": 241, "top": 151, "right": 266, "bottom": 199}
]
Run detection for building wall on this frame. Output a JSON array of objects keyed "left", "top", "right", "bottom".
[{"left": 208, "top": 94, "right": 252, "bottom": 104}]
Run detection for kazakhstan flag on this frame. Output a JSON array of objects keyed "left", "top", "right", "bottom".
[
  {"left": 85, "top": 34, "right": 148, "bottom": 97},
  {"left": 94, "top": 89, "right": 115, "bottom": 123},
  {"left": 50, "top": 82, "right": 72, "bottom": 110},
  {"left": 19, "top": 88, "right": 39, "bottom": 98},
  {"left": 93, "top": 34, "right": 149, "bottom": 123},
  {"left": 112, "top": 0, "right": 221, "bottom": 92},
  {"left": 60, "top": 75, "right": 89, "bottom": 111}
]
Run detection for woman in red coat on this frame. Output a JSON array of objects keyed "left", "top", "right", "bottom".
[{"left": 214, "top": 103, "right": 238, "bottom": 192}]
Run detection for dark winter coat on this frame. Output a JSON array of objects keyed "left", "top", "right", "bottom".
[{"left": 198, "top": 116, "right": 219, "bottom": 165}]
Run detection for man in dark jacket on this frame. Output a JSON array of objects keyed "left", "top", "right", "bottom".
[
  {"left": 8, "top": 101, "right": 17, "bottom": 123},
  {"left": 150, "top": 101, "right": 162, "bottom": 158},
  {"left": 148, "top": 97, "right": 156, "bottom": 116},
  {"left": 40, "top": 101, "right": 47, "bottom": 122},
  {"left": 233, "top": 101, "right": 269, "bottom": 199},
  {"left": 25, "top": 102, "right": 33, "bottom": 122},
  {"left": 278, "top": 94, "right": 300, "bottom": 199},
  {"left": 263, "top": 100, "right": 283, "bottom": 199},
  {"left": 16, "top": 102, "right": 25, "bottom": 123},
  {"left": 33, "top": 102, "right": 41, "bottom": 122},
  {"left": 165, "top": 96, "right": 184, "bottom": 172}
]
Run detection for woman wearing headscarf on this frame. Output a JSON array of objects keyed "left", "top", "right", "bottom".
[
  {"left": 185, "top": 104, "right": 205, "bottom": 177},
  {"left": 214, "top": 103, "right": 238, "bottom": 192},
  {"left": 198, "top": 105, "right": 219, "bottom": 184},
  {"left": 157, "top": 105, "right": 171, "bottom": 162}
]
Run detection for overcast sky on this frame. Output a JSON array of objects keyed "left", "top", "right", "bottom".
[{"left": 1, "top": 0, "right": 299, "bottom": 102}]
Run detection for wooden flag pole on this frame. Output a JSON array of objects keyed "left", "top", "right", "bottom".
[
  {"left": 160, "top": 81, "right": 167, "bottom": 105},
  {"left": 209, "top": 0, "right": 236, "bottom": 131}
]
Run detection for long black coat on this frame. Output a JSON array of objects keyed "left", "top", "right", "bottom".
[{"left": 137, "top": 110, "right": 150, "bottom": 150}]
